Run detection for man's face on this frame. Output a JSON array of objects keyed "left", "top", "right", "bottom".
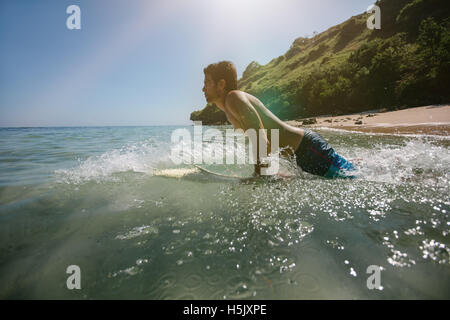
[{"left": 202, "top": 74, "right": 220, "bottom": 103}]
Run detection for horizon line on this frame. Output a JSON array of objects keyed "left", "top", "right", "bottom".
[{"left": 0, "top": 123, "right": 227, "bottom": 129}]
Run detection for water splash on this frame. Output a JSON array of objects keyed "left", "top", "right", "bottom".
[{"left": 55, "top": 140, "right": 172, "bottom": 184}]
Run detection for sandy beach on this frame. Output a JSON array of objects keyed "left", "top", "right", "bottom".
[{"left": 286, "top": 105, "right": 450, "bottom": 135}]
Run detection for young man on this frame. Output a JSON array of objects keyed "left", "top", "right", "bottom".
[{"left": 202, "top": 61, "right": 356, "bottom": 178}]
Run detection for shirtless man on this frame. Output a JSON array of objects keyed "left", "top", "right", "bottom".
[{"left": 202, "top": 61, "right": 356, "bottom": 178}]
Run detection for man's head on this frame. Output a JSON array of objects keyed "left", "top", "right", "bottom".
[{"left": 203, "top": 61, "right": 238, "bottom": 104}]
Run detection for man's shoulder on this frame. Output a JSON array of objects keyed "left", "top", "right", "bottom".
[
  {"left": 225, "top": 91, "right": 262, "bottom": 117},
  {"left": 226, "top": 90, "right": 256, "bottom": 107},
  {"left": 225, "top": 90, "right": 245, "bottom": 110},
  {"left": 226, "top": 90, "right": 246, "bottom": 101}
]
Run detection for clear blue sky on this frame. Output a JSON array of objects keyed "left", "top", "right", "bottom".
[{"left": 0, "top": 0, "right": 375, "bottom": 127}]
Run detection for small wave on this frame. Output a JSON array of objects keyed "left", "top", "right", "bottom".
[
  {"left": 350, "top": 138, "right": 450, "bottom": 186},
  {"left": 54, "top": 129, "right": 450, "bottom": 187},
  {"left": 55, "top": 140, "right": 173, "bottom": 184},
  {"left": 115, "top": 225, "right": 159, "bottom": 240},
  {"left": 54, "top": 135, "right": 253, "bottom": 184}
]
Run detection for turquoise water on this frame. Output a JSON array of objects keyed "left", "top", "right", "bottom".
[{"left": 0, "top": 126, "right": 449, "bottom": 299}]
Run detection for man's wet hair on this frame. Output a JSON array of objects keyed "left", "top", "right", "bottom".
[{"left": 204, "top": 61, "right": 238, "bottom": 93}]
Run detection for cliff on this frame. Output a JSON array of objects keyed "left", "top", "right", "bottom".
[{"left": 190, "top": 103, "right": 228, "bottom": 125}]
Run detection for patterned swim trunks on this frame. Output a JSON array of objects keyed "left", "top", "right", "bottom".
[{"left": 294, "top": 130, "right": 356, "bottom": 179}]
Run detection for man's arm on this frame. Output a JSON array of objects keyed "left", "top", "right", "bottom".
[{"left": 224, "top": 91, "right": 270, "bottom": 175}]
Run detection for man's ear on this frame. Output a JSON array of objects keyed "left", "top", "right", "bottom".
[{"left": 218, "top": 79, "right": 226, "bottom": 91}]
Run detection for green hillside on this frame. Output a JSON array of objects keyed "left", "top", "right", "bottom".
[{"left": 191, "top": 0, "right": 450, "bottom": 123}]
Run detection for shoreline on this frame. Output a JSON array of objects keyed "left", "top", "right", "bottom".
[{"left": 286, "top": 105, "right": 450, "bottom": 136}]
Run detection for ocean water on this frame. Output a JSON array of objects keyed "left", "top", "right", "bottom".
[{"left": 0, "top": 126, "right": 449, "bottom": 299}]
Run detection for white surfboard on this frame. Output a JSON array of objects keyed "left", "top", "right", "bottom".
[
  {"left": 152, "top": 165, "right": 288, "bottom": 182},
  {"left": 152, "top": 167, "right": 200, "bottom": 178},
  {"left": 193, "top": 165, "right": 243, "bottom": 180},
  {"left": 151, "top": 166, "right": 244, "bottom": 181}
]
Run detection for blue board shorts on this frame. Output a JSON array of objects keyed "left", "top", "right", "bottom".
[{"left": 294, "top": 130, "right": 356, "bottom": 179}]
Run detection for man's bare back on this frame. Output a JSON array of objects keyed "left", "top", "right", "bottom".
[{"left": 225, "top": 90, "right": 305, "bottom": 157}]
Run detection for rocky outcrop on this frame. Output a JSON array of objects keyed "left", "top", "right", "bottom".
[{"left": 190, "top": 103, "right": 229, "bottom": 125}]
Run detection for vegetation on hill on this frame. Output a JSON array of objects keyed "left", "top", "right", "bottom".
[{"left": 191, "top": 0, "right": 450, "bottom": 123}]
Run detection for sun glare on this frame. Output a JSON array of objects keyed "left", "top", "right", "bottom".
[{"left": 213, "top": 0, "right": 294, "bottom": 25}]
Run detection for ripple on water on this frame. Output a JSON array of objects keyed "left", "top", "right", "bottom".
[
  {"left": 206, "top": 273, "right": 222, "bottom": 287},
  {"left": 225, "top": 275, "right": 254, "bottom": 299},
  {"left": 295, "top": 273, "right": 320, "bottom": 293},
  {"left": 175, "top": 293, "right": 197, "bottom": 300},
  {"left": 143, "top": 271, "right": 178, "bottom": 299},
  {"left": 158, "top": 292, "right": 177, "bottom": 300},
  {"left": 158, "top": 272, "right": 177, "bottom": 290},
  {"left": 115, "top": 225, "right": 158, "bottom": 240},
  {"left": 183, "top": 273, "right": 203, "bottom": 291}
]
